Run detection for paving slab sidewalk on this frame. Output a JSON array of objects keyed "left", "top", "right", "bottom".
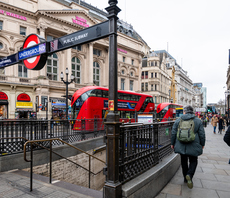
[{"left": 156, "top": 123, "right": 230, "bottom": 198}]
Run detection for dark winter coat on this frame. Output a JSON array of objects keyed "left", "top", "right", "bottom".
[
  {"left": 218, "top": 118, "right": 224, "bottom": 131},
  {"left": 171, "top": 113, "right": 206, "bottom": 157},
  {"left": 224, "top": 126, "right": 230, "bottom": 146}
]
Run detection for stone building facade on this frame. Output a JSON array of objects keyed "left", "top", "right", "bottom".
[
  {"left": 141, "top": 50, "right": 170, "bottom": 107},
  {"left": 0, "top": 0, "right": 149, "bottom": 119}
]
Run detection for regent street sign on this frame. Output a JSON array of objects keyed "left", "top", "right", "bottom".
[{"left": 0, "top": 20, "right": 110, "bottom": 70}]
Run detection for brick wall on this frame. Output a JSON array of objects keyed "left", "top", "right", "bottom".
[{"left": 23, "top": 148, "right": 106, "bottom": 190}]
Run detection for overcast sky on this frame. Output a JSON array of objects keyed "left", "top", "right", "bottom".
[{"left": 84, "top": 0, "right": 230, "bottom": 104}]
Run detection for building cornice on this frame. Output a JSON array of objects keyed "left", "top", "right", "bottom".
[{"left": 0, "top": 1, "right": 35, "bottom": 17}]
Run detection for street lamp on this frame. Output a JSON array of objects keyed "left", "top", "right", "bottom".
[{"left": 60, "top": 68, "right": 75, "bottom": 120}]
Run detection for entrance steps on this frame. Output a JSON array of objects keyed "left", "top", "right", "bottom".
[{"left": 0, "top": 169, "right": 102, "bottom": 198}]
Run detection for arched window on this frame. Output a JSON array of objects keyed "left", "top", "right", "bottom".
[
  {"left": 72, "top": 57, "right": 81, "bottom": 84},
  {"left": 18, "top": 62, "right": 27, "bottom": 77},
  {"left": 93, "top": 62, "right": 100, "bottom": 86},
  {"left": 0, "top": 42, "right": 3, "bottom": 49},
  {"left": 47, "top": 53, "right": 58, "bottom": 81}
]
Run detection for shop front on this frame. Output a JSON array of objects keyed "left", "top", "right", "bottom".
[
  {"left": 51, "top": 98, "right": 67, "bottom": 120},
  {"left": 0, "top": 92, "right": 8, "bottom": 119},
  {"left": 15, "top": 93, "right": 33, "bottom": 119}
]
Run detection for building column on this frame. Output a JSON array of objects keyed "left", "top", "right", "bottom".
[
  {"left": 87, "top": 43, "right": 94, "bottom": 85},
  {"left": 38, "top": 25, "right": 47, "bottom": 77}
]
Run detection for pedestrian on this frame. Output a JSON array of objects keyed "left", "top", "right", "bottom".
[
  {"left": 218, "top": 116, "right": 224, "bottom": 134},
  {"left": 223, "top": 117, "right": 227, "bottom": 132},
  {"left": 171, "top": 105, "right": 206, "bottom": 189},
  {"left": 211, "top": 114, "right": 219, "bottom": 134},
  {"left": 223, "top": 125, "right": 230, "bottom": 164}
]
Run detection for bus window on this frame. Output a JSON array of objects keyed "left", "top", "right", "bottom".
[
  {"left": 130, "top": 111, "right": 135, "bottom": 118},
  {"left": 176, "top": 108, "right": 183, "bottom": 118},
  {"left": 88, "top": 89, "right": 102, "bottom": 97},
  {"left": 124, "top": 94, "right": 131, "bottom": 100},
  {"left": 81, "top": 92, "right": 88, "bottom": 102},
  {"left": 102, "top": 90, "right": 108, "bottom": 98}
]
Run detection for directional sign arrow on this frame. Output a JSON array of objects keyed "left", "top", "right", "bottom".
[{"left": 49, "top": 20, "right": 110, "bottom": 53}]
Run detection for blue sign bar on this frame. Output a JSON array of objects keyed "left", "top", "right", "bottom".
[
  {"left": 18, "top": 43, "right": 46, "bottom": 61},
  {"left": 0, "top": 54, "right": 18, "bottom": 68}
]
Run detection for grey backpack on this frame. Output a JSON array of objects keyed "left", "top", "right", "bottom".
[{"left": 177, "top": 118, "right": 195, "bottom": 143}]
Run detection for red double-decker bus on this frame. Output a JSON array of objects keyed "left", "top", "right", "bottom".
[
  {"left": 156, "top": 102, "right": 183, "bottom": 122},
  {"left": 71, "top": 86, "right": 155, "bottom": 129}
]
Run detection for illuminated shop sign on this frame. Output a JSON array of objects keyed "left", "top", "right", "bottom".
[
  {"left": 72, "top": 16, "right": 89, "bottom": 28},
  {"left": 0, "top": 9, "right": 27, "bottom": 21},
  {"left": 17, "top": 93, "right": 31, "bottom": 102},
  {"left": 117, "top": 48, "right": 127, "bottom": 54},
  {"left": 16, "top": 102, "right": 33, "bottom": 108},
  {"left": 0, "top": 92, "right": 8, "bottom": 100}
]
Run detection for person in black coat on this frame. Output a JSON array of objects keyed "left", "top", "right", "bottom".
[
  {"left": 224, "top": 125, "right": 230, "bottom": 164},
  {"left": 218, "top": 116, "right": 224, "bottom": 134}
]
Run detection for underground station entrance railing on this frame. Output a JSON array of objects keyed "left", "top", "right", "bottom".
[
  {"left": 0, "top": 120, "right": 174, "bottom": 194},
  {"left": 23, "top": 138, "right": 106, "bottom": 191}
]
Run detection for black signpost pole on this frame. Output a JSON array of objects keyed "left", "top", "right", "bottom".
[{"left": 104, "top": 1, "right": 121, "bottom": 198}]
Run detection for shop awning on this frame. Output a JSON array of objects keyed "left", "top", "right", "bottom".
[
  {"left": 0, "top": 100, "right": 8, "bottom": 105},
  {"left": 16, "top": 108, "right": 33, "bottom": 111},
  {"left": 52, "top": 105, "right": 67, "bottom": 109}
]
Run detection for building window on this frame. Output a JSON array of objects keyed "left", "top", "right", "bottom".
[
  {"left": 131, "top": 59, "right": 134, "bottom": 65},
  {"left": 20, "top": 26, "right": 26, "bottom": 36},
  {"left": 155, "top": 84, "right": 157, "bottom": 91},
  {"left": 123, "top": 56, "right": 125, "bottom": 63},
  {"left": 155, "top": 62, "right": 157, "bottom": 66},
  {"left": 155, "top": 72, "right": 157, "bottom": 78},
  {"left": 130, "top": 71, "right": 134, "bottom": 76},
  {"left": 18, "top": 63, "right": 28, "bottom": 77},
  {"left": 151, "top": 73, "right": 153, "bottom": 78},
  {"left": 121, "top": 70, "right": 125, "bottom": 74},
  {"left": 141, "top": 83, "right": 144, "bottom": 92},
  {"left": 47, "top": 35, "right": 54, "bottom": 41},
  {"left": 142, "top": 71, "right": 148, "bottom": 79},
  {"left": 130, "top": 80, "right": 133, "bottom": 91},
  {"left": 121, "top": 78, "right": 125, "bottom": 90},
  {"left": 145, "top": 82, "right": 148, "bottom": 91},
  {"left": 0, "top": 42, "right": 3, "bottom": 49},
  {"left": 93, "top": 48, "right": 101, "bottom": 56},
  {"left": 72, "top": 57, "right": 81, "bottom": 84},
  {"left": 47, "top": 53, "right": 58, "bottom": 81},
  {"left": 72, "top": 45, "right": 82, "bottom": 51},
  {"left": 151, "top": 84, "right": 153, "bottom": 91},
  {"left": 0, "top": 21, "right": 2, "bottom": 30},
  {"left": 93, "top": 62, "right": 100, "bottom": 86},
  {"left": 151, "top": 61, "right": 154, "bottom": 66}
]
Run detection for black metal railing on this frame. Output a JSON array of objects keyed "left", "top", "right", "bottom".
[
  {"left": 0, "top": 119, "right": 105, "bottom": 155},
  {"left": 23, "top": 138, "right": 106, "bottom": 191},
  {"left": 118, "top": 121, "right": 174, "bottom": 183}
]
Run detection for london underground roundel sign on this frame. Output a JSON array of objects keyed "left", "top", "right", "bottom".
[{"left": 21, "top": 34, "right": 47, "bottom": 70}]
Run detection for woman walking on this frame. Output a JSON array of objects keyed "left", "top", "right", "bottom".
[{"left": 218, "top": 116, "right": 224, "bottom": 134}]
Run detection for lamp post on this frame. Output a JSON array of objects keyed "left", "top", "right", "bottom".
[
  {"left": 104, "top": 0, "right": 121, "bottom": 197},
  {"left": 60, "top": 68, "right": 74, "bottom": 120}
]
